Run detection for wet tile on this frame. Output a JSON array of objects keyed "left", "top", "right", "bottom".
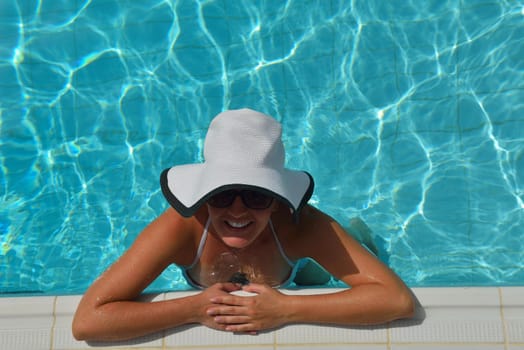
[
  {"left": 391, "top": 287, "right": 504, "bottom": 343},
  {"left": 164, "top": 324, "right": 275, "bottom": 347},
  {"left": 279, "top": 345, "right": 387, "bottom": 350},
  {"left": 501, "top": 287, "right": 524, "bottom": 343},
  {"left": 392, "top": 345, "right": 504, "bottom": 350},
  {"left": 0, "top": 296, "right": 55, "bottom": 350},
  {"left": 276, "top": 324, "right": 387, "bottom": 345},
  {"left": 0, "top": 287, "right": 520, "bottom": 349}
]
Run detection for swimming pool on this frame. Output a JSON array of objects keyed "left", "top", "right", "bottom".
[{"left": 0, "top": 0, "right": 523, "bottom": 295}]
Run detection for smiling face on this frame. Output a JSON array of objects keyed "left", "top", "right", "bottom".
[{"left": 206, "top": 194, "right": 278, "bottom": 249}]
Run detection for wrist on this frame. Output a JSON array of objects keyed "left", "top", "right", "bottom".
[
  {"left": 190, "top": 292, "right": 210, "bottom": 324},
  {"left": 278, "top": 293, "right": 301, "bottom": 324},
  {"left": 166, "top": 292, "right": 206, "bottom": 325}
]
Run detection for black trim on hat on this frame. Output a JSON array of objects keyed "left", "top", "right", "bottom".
[
  {"left": 160, "top": 168, "right": 197, "bottom": 217},
  {"left": 160, "top": 168, "right": 315, "bottom": 222},
  {"left": 296, "top": 171, "right": 315, "bottom": 218}
]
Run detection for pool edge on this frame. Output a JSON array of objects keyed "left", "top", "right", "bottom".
[{"left": 0, "top": 287, "right": 523, "bottom": 349}]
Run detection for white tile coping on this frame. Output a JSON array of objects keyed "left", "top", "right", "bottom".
[{"left": 0, "top": 287, "right": 522, "bottom": 350}]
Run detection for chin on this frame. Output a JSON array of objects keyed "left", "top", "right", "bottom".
[{"left": 221, "top": 236, "right": 253, "bottom": 249}]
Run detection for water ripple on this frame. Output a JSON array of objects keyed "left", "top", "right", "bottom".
[{"left": 0, "top": 0, "right": 523, "bottom": 293}]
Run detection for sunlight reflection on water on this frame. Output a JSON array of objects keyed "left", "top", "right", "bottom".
[{"left": 0, "top": 0, "right": 523, "bottom": 294}]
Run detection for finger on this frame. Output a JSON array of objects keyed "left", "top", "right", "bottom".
[
  {"left": 210, "top": 295, "right": 245, "bottom": 305},
  {"left": 223, "top": 282, "right": 243, "bottom": 292},
  {"left": 213, "top": 315, "right": 250, "bottom": 330},
  {"left": 207, "top": 305, "right": 241, "bottom": 316},
  {"left": 241, "top": 283, "right": 265, "bottom": 294},
  {"left": 224, "top": 323, "right": 258, "bottom": 334},
  {"left": 213, "top": 282, "right": 242, "bottom": 293}
]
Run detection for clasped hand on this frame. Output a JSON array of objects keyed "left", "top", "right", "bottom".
[{"left": 201, "top": 282, "right": 287, "bottom": 334}]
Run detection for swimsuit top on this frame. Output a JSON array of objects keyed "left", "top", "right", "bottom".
[{"left": 181, "top": 217, "right": 308, "bottom": 289}]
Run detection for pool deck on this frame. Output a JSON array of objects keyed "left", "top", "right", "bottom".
[{"left": 1, "top": 287, "right": 523, "bottom": 350}]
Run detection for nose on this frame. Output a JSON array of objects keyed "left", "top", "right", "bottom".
[{"left": 228, "top": 195, "right": 248, "bottom": 216}]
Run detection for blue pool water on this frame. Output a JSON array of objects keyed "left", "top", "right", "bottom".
[{"left": 0, "top": 0, "right": 523, "bottom": 295}]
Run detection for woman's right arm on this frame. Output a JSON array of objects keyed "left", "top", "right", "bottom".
[{"left": 72, "top": 208, "right": 236, "bottom": 341}]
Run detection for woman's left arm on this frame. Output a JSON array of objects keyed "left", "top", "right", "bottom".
[
  {"left": 207, "top": 206, "right": 415, "bottom": 332},
  {"left": 279, "top": 207, "right": 416, "bottom": 325}
]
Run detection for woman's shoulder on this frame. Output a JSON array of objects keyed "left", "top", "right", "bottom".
[
  {"left": 149, "top": 207, "right": 201, "bottom": 234},
  {"left": 272, "top": 204, "right": 334, "bottom": 255},
  {"left": 273, "top": 204, "right": 331, "bottom": 230},
  {"left": 138, "top": 207, "right": 207, "bottom": 265},
  {"left": 297, "top": 204, "right": 334, "bottom": 229}
]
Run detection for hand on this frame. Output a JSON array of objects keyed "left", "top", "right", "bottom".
[
  {"left": 197, "top": 283, "right": 242, "bottom": 331},
  {"left": 206, "top": 283, "right": 288, "bottom": 333}
]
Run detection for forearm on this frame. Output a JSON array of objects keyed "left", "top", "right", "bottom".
[
  {"left": 282, "top": 284, "right": 414, "bottom": 326},
  {"left": 73, "top": 294, "right": 202, "bottom": 341}
]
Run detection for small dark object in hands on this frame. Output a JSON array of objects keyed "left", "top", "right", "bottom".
[{"left": 228, "top": 272, "right": 250, "bottom": 285}]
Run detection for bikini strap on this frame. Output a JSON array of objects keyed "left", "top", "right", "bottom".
[
  {"left": 268, "top": 219, "right": 295, "bottom": 267},
  {"left": 187, "top": 216, "right": 211, "bottom": 269}
]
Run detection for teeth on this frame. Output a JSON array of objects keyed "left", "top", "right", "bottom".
[{"left": 227, "top": 220, "right": 250, "bottom": 228}]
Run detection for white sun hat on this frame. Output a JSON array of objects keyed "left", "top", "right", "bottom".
[{"left": 160, "top": 108, "right": 314, "bottom": 219}]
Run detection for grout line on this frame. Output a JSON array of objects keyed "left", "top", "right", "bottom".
[
  {"left": 386, "top": 322, "right": 391, "bottom": 350},
  {"left": 498, "top": 287, "right": 509, "bottom": 350},
  {"left": 161, "top": 293, "right": 167, "bottom": 350},
  {"left": 388, "top": 341, "right": 506, "bottom": 346},
  {"left": 274, "top": 342, "right": 389, "bottom": 347},
  {"left": 50, "top": 296, "right": 58, "bottom": 350}
]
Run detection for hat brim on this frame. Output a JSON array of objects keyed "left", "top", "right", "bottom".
[{"left": 160, "top": 164, "right": 314, "bottom": 220}]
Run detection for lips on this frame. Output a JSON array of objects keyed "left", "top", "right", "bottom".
[
  {"left": 225, "top": 220, "right": 252, "bottom": 229},
  {"left": 219, "top": 219, "right": 257, "bottom": 248}
]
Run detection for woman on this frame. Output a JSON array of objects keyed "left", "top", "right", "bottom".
[{"left": 73, "top": 108, "right": 414, "bottom": 341}]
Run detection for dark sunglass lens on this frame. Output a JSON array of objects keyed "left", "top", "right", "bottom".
[
  {"left": 208, "top": 190, "right": 237, "bottom": 207},
  {"left": 242, "top": 191, "right": 273, "bottom": 209}
]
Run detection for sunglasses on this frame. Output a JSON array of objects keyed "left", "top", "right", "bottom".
[{"left": 207, "top": 189, "right": 274, "bottom": 209}]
